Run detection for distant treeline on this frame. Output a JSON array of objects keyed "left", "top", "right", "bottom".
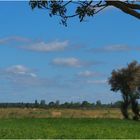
[{"left": 0, "top": 100, "right": 123, "bottom": 109}]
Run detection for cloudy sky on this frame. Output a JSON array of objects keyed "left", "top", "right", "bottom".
[{"left": 0, "top": 1, "right": 139, "bottom": 103}]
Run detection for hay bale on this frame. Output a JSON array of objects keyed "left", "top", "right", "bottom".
[{"left": 52, "top": 111, "right": 61, "bottom": 117}]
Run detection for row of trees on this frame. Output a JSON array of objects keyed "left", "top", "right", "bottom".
[{"left": 0, "top": 100, "right": 123, "bottom": 109}]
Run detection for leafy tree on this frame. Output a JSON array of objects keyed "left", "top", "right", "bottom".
[
  {"left": 29, "top": 0, "right": 140, "bottom": 26},
  {"left": 96, "top": 100, "right": 102, "bottom": 107},
  {"left": 40, "top": 100, "right": 46, "bottom": 107},
  {"left": 48, "top": 101, "right": 55, "bottom": 107},
  {"left": 55, "top": 100, "right": 60, "bottom": 108},
  {"left": 35, "top": 100, "right": 39, "bottom": 108},
  {"left": 113, "top": 101, "right": 122, "bottom": 107},
  {"left": 109, "top": 61, "right": 140, "bottom": 120},
  {"left": 81, "top": 101, "right": 92, "bottom": 108}
]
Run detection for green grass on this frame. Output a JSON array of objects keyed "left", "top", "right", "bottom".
[{"left": 0, "top": 118, "right": 139, "bottom": 139}]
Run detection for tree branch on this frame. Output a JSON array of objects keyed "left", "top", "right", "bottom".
[
  {"left": 62, "top": 1, "right": 72, "bottom": 7},
  {"left": 106, "top": 1, "right": 140, "bottom": 19},
  {"left": 121, "top": 2, "right": 140, "bottom": 10}
]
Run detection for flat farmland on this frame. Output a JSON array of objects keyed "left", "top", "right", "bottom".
[
  {"left": 0, "top": 118, "right": 139, "bottom": 139},
  {"left": 0, "top": 108, "right": 123, "bottom": 118},
  {"left": 0, "top": 108, "right": 137, "bottom": 139}
]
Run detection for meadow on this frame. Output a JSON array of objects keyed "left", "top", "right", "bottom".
[
  {"left": 0, "top": 108, "right": 123, "bottom": 118},
  {"left": 0, "top": 118, "right": 140, "bottom": 139},
  {"left": 0, "top": 108, "right": 138, "bottom": 139}
]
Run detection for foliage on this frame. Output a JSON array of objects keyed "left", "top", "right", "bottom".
[
  {"left": 40, "top": 100, "right": 46, "bottom": 107},
  {"left": 96, "top": 100, "right": 102, "bottom": 107},
  {"left": 29, "top": 0, "right": 140, "bottom": 26},
  {"left": 109, "top": 61, "right": 140, "bottom": 120},
  {"left": 0, "top": 100, "right": 124, "bottom": 109}
]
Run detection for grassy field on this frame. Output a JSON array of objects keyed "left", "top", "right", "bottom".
[
  {"left": 0, "top": 107, "right": 124, "bottom": 118},
  {"left": 0, "top": 118, "right": 139, "bottom": 139},
  {"left": 0, "top": 108, "right": 137, "bottom": 139}
]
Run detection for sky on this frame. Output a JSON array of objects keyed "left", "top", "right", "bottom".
[{"left": 0, "top": 1, "right": 139, "bottom": 103}]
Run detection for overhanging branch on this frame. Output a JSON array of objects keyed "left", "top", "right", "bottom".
[{"left": 106, "top": 1, "right": 140, "bottom": 19}]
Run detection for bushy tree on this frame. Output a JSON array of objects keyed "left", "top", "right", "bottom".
[
  {"left": 40, "top": 100, "right": 46, "bottom": 107},
  {"left": 81, "top": 101, "right": 93, "bottom": 108},
  {"left": 35, "top": 100, "right": 39, "bottom": 108},
  {"left": 96, "top": 100, "right": 102, "bottom": 107},
  {"left": 109, "top": 61, "right": 140, "bottom": 120},
  {"left": 29, "top": 1, "right": 140, "bottom": 26}
]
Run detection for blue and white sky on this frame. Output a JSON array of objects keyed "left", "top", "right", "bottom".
[{"left": 0, "top": 1, "right": 139, "bottom": 103}]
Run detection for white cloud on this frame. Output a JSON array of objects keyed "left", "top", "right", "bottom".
[
  {"left": 90, "top": 44, "right": 133, "bottom": 53},
  {"left": 22, "top": 40, "right": 68, "bottom": 52},
  {"left": 6, "top": 65, "right": 37, "bottom": 78},
  {"left": 102, "top": 45, "right": 130, "bottom": 52},
  {"left": 29, "top": 73, "right": 37, "bottom": 78},
  {"left": 51, "top": 57, "right": 96, "bottom": 68},
  {"left": 52, "top": 57, "right": 82, "bottom": 67},
  {"left": 6, "top": 65, "right": 28, "bottom": 74},
  {"left": 77, "top": 70, "right": 97, "bottom": 77},
  {"left": 0, "top": 65, "right": 66, "bottom": 89},
  {"left": 0, "top": 36, "right": 69, "bottom": 53},
  {"left": 87, "top": 80, "right": 107, "bottom": 84}
]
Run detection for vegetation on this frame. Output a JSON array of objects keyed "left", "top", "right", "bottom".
[
  {"left": 0, "top": 118, "right": 139, "bottom": 139},
  {"left": 0, "top": 100, "right": 123, "bottom": 109},
  {"left": 29, "top": 1, "right": 140, "bottom": 26},
  {"left": 0, "top": 108, "right": 123, "bottom": 119},
  {"left": 109, "top": 61, "right": 140, "bottom": 120},
  {"left": 1, "top": 58, "right": 138, "bottom": 122}
]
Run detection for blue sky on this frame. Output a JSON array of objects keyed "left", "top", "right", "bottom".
[{"left": 0, "top": 1, "right": 139, "bottom": 103}]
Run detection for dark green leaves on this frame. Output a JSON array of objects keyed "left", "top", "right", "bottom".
[
  {"left": 76, "top": 5, "right": 95, "bottom": 22},
  {"left": 29, "top": 0, "right": 48, "bottom": 9}
]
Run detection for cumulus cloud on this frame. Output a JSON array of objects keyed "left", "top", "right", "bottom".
[
  {"left": 89, "top": 44, "right": 138, "bottom": 53},
  {"left": 5, "top": 65, "right": 37, "bottom": 78},
  {"left": 51, "top": 57, "right": 97, "bottom": 67},
  {"left": 77, "top": 70, "right": 98, "bottom": 77},
  {"left": 0, "top": 65, "right": 69, "bottom": 90},
  {"left": 52, "top": 57, "right": 81, "bottom": 67},
  {"left": 0, "top": 36, "right": 69, "bottom": 53},
  {"left": 21, "top": 40, "right": 69, "bottom": 52}
]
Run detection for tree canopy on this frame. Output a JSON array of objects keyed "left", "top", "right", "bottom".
[
  {"left": 109, "top": 61, "right": 140, "bottom": 120},
  {"left": 29, "top": 0, "right": 140, "bottom": 26}
]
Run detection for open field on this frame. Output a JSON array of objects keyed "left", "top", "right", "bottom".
[
  {"left": 0, "top": 108, "right": 137, "bottom": 139},
  {"left": 0, "top": 108, "right": 124, "bottom": 118},
  {"left": 0, "top": 118, "right": 139, "bottom": 139}
]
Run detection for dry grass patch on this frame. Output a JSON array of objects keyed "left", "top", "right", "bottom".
[{"left": 0, "top": 108, "right": 124, "bottom": 119}]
